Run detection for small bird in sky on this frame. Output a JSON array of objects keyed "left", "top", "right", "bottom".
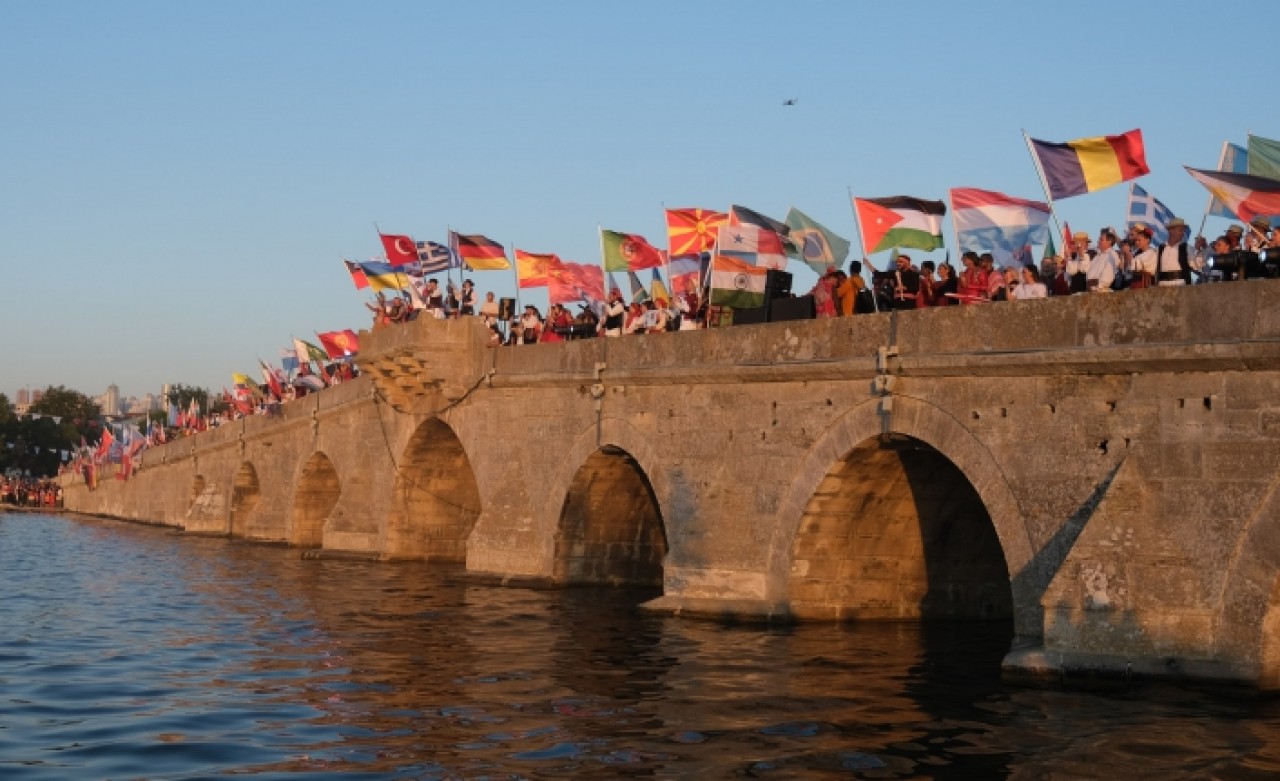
[{"left": 782, "top": 98, "right": 797, "bottom": 106}]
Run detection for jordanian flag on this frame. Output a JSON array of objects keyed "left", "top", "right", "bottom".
[
  {"left": 709, "top": 255, "right": 768, "bottom": 309},
  {"left": 853, "top": 195, "right": 947, "bottom": 255}
]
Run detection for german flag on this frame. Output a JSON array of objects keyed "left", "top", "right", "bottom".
[
  {"left": 665, "top": 208, "right": 728, "bottom": 257},
  {"left": 451, "top": 231, "right": 510, "bottom": 270}
]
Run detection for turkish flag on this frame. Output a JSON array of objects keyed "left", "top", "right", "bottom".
[{"left": 380, "top": 233, "right": 418, "bottom": 266}]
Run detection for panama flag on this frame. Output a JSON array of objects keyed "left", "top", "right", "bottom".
[
  {"left": 950, "top": 188, "right": 1050, "bottom": 266},
  {"left": 853, "top": 195, "right": 947, "bottom": 255},
  {"left": 1184, "top": 167, "right": 1280, "bottom": 224},
  {"left": 714, "top": 223, "right": 787, "bottom": 270},
  {"left": 379, "top": 232, "right": 418, "bottom": 266}
]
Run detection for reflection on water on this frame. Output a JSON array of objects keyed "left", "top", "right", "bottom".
[{"left": 2, "top": 512, "right": 1279, "bottom": 779}]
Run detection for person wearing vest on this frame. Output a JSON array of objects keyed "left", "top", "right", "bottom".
[
  {"left": 601, "top": 289, "right": 626, "bottom": 337},
  {"left": 1065, "top": 231, "right": 1096, "bottom": 294},
  {"left": 1153, "top": 217, "right": 1205, "bottom": 286},
  {"left": 1129, "top": 223, "right": 1158, "bottom": 286}
]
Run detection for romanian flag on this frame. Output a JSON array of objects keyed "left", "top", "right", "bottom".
[
  {"left": 1184, "top": 167, "right": 1280, "bottom": 224},
  {"left": 601, "top": 229, "right": 665, "bottom": 272},
  {"left": 451, "top": 231, "right": 510, "bottom": 270},
  {"left": 666, "top": 207, "right": 728, "bottom": 256},
  {"left": 379, "top": 232, "right": 419, "bottom": 266},
  {"left": 1028, "top": 129, "right": 1150, "bottom": 200},
  {"left": 344, "top": 260, "right": 369, "bottom": 290},
  {"left": 515, "top": 249, "right": 558, "bottom": 288},
  {"left": 853, "top": 196, "right": 947, "bottom": 255},
  {"left": 318, "top": 329, "right": 360, "bottom": 358}
]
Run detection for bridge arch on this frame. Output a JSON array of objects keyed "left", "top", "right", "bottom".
[
  {"left": 289, "top": 452, "right": 341, "bottom": 548},
  {"left": 541, "top": 418, "right": 669, "bottom": 587},
  {"left": 384, "top": 416, "right": 482, "bottom": 562},
  {"left": 229, "top": 461, "right": 261, "bottom": 537},
  {"left": 768, "top": 396, "right": 1038, "bottom": 638}
]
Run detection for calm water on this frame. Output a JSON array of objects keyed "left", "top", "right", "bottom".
[{"left": 2, "top": 514, "right": 1279, "bottom": 780}]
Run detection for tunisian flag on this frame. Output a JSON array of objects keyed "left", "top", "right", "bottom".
[
  {"left": 379, "top": 233, "right": 419, "bottom": 266},
  {"left": 318, "top": 329, "right": 360, "bottom": 358}
]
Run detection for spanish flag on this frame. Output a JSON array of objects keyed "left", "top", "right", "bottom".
[
  {"left": 451, "top": 231, "right": 510, "bottom": 270},
  {"left": 515, "top": 249, "right": 558, "bottom": 288},
  {"left": 1028, "top": 129, "right": 1149, "bottom": 200}
]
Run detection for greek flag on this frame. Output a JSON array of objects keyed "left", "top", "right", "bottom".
[
  {"left": 417, "top": 240, "right": 459, "bottom": 274},
  {"left": 1127, "top": 183, "right": 1174, "bottom": 244}
]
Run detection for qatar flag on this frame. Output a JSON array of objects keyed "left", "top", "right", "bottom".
[{"left": 379, "top": 232, "right": 419, "bottom": 266}]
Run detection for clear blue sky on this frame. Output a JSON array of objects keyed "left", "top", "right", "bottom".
[{"left": 1, "top": 0, "right": 1269, "bottom": 400}]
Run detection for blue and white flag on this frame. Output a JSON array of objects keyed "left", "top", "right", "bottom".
[
  {"left": 279, "top": 347, "right": 299, "bottom": 374},
  {"left": 1127, "top": 183, "right": 1174, "bottom": 244},
  {"left": 416, "top": 240, "right": 460, "bottom": 274},
  {"left": 1209, "top": 141, "right": 1248, "bottom": 219},
  {"left": 950, "top": 188, "right": 1051, "bottom": 267}
]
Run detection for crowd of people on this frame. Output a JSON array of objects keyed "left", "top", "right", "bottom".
[
  {"left": 362, "top": 217, "right": 1280, "bottom": 343},
  {"left": 1, "top": 475, "right": 62, "bottom": 507},
  {"left": 826, "top": 216, "right": 1280, "bottom": 311}
]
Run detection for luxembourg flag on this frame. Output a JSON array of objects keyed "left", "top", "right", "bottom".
[
  {"left": 949, "top": 187, "right": 1051, "bottom": 266},
  {"left": 714, "top": 223, "right": 787, "bottom": 270}
]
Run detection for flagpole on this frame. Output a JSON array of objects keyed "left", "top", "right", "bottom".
[
  {"left": 1198, "top": 140, "right": 1231, "bottom": 238},
  {"left": 846, "top": 187, "right": 880, "bottom": 312},
  {"left": 1022, "top": 130, "right": 1066, "bottom": 244}
]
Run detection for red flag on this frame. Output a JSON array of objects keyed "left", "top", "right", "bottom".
[
  {"left": 548, "top": 260, "right": 605, "bottom": 306},
  {"left": 1062, "top": 221, "right": 1073, "bottom": 258},
  {"left": 260, "top": 361, "right": 284, "bottom": 400},
  {"left": 318, "top": 329, "right": 360, "bottom": 358},
  {"left": 95, "top": 427, "right": 114, "bottom": 460},
  {"left": 380, "top": 233, "right": 419, "bottom": 266},
  {"left": 666, "top": 208, "right": 728, "bottom": 256},
  {"left": 344, "top": 260, "right": 370, "bottom": 289}
]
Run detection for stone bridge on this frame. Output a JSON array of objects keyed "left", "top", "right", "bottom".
[{"left": 62, "top": 282, "right": 1280, "bottom": 690}]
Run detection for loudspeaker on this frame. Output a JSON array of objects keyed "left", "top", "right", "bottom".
[
  {"left": 498, "top": 297, "right": 516, "bottom": 320},
  {"left": 765, "top": 269, "right": 792, "bottom": 299},
  {"left": 770, "top": 294, "right": 814, "bottom": 322},
  {"left": 732, "top": 305, "right": 769, "bottom": 325}
]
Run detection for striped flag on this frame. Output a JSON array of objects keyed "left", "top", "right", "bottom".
[
  {"left": 709, "top": 255, "right": 768, "bottom": 309},
  {"left": 451, "top": 231, "right": 510, "bottom": 270},
  {"left": 343, "top": 260, "right": 369, "bottom": 289},
  {"left": 1208, "top": 142, "right": 1248, "bottom": 219},
  {"left": 853, "top": 196, "right": 946, "bottom": 255},
  {"left": 1027, "top": 129, "right": 1149, "bottom": 200},
  {"left": 668, "top": 254, "right": 707, "bottom": 296},
  {"left": 1127, "top": 183, "right": 1175, "bottom": 244},
  {"left": 950, "top": 188, "right": 1050, "bottom": 266},
  {"left": 515, "top": 249, "right": 558, "bottom": 288},
  {"left": 416, "top": 240, "right": 457, "bottom": 274}
]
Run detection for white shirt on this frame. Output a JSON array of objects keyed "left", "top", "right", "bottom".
[
  {"left": 1012, "top": 281, "right": 1047, "bottom": 300},
  {"left": 1087, "top": 248, "right": 1118, "bottom": 292}
]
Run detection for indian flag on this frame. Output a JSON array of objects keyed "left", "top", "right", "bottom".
[
  {"left": 709, "top": 254, "right": 768, "bottom": 309},
  {"left": 853, "top": 195, "right": 947, "bottom": 255}
]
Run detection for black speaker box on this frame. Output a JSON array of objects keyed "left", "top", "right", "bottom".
[
  {"left": 770, "top": 294, "right": 814, "bottom": 322},
  {"left": 498, "top": 297, "right": 516, "bottom": 320},
  {"left": 765, "top": 269, "right": 793, "bottom": 299}
]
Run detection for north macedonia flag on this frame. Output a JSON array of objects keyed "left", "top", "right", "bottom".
[{"left": 665, "top": 208, "right": 728, "bottom": 257}]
